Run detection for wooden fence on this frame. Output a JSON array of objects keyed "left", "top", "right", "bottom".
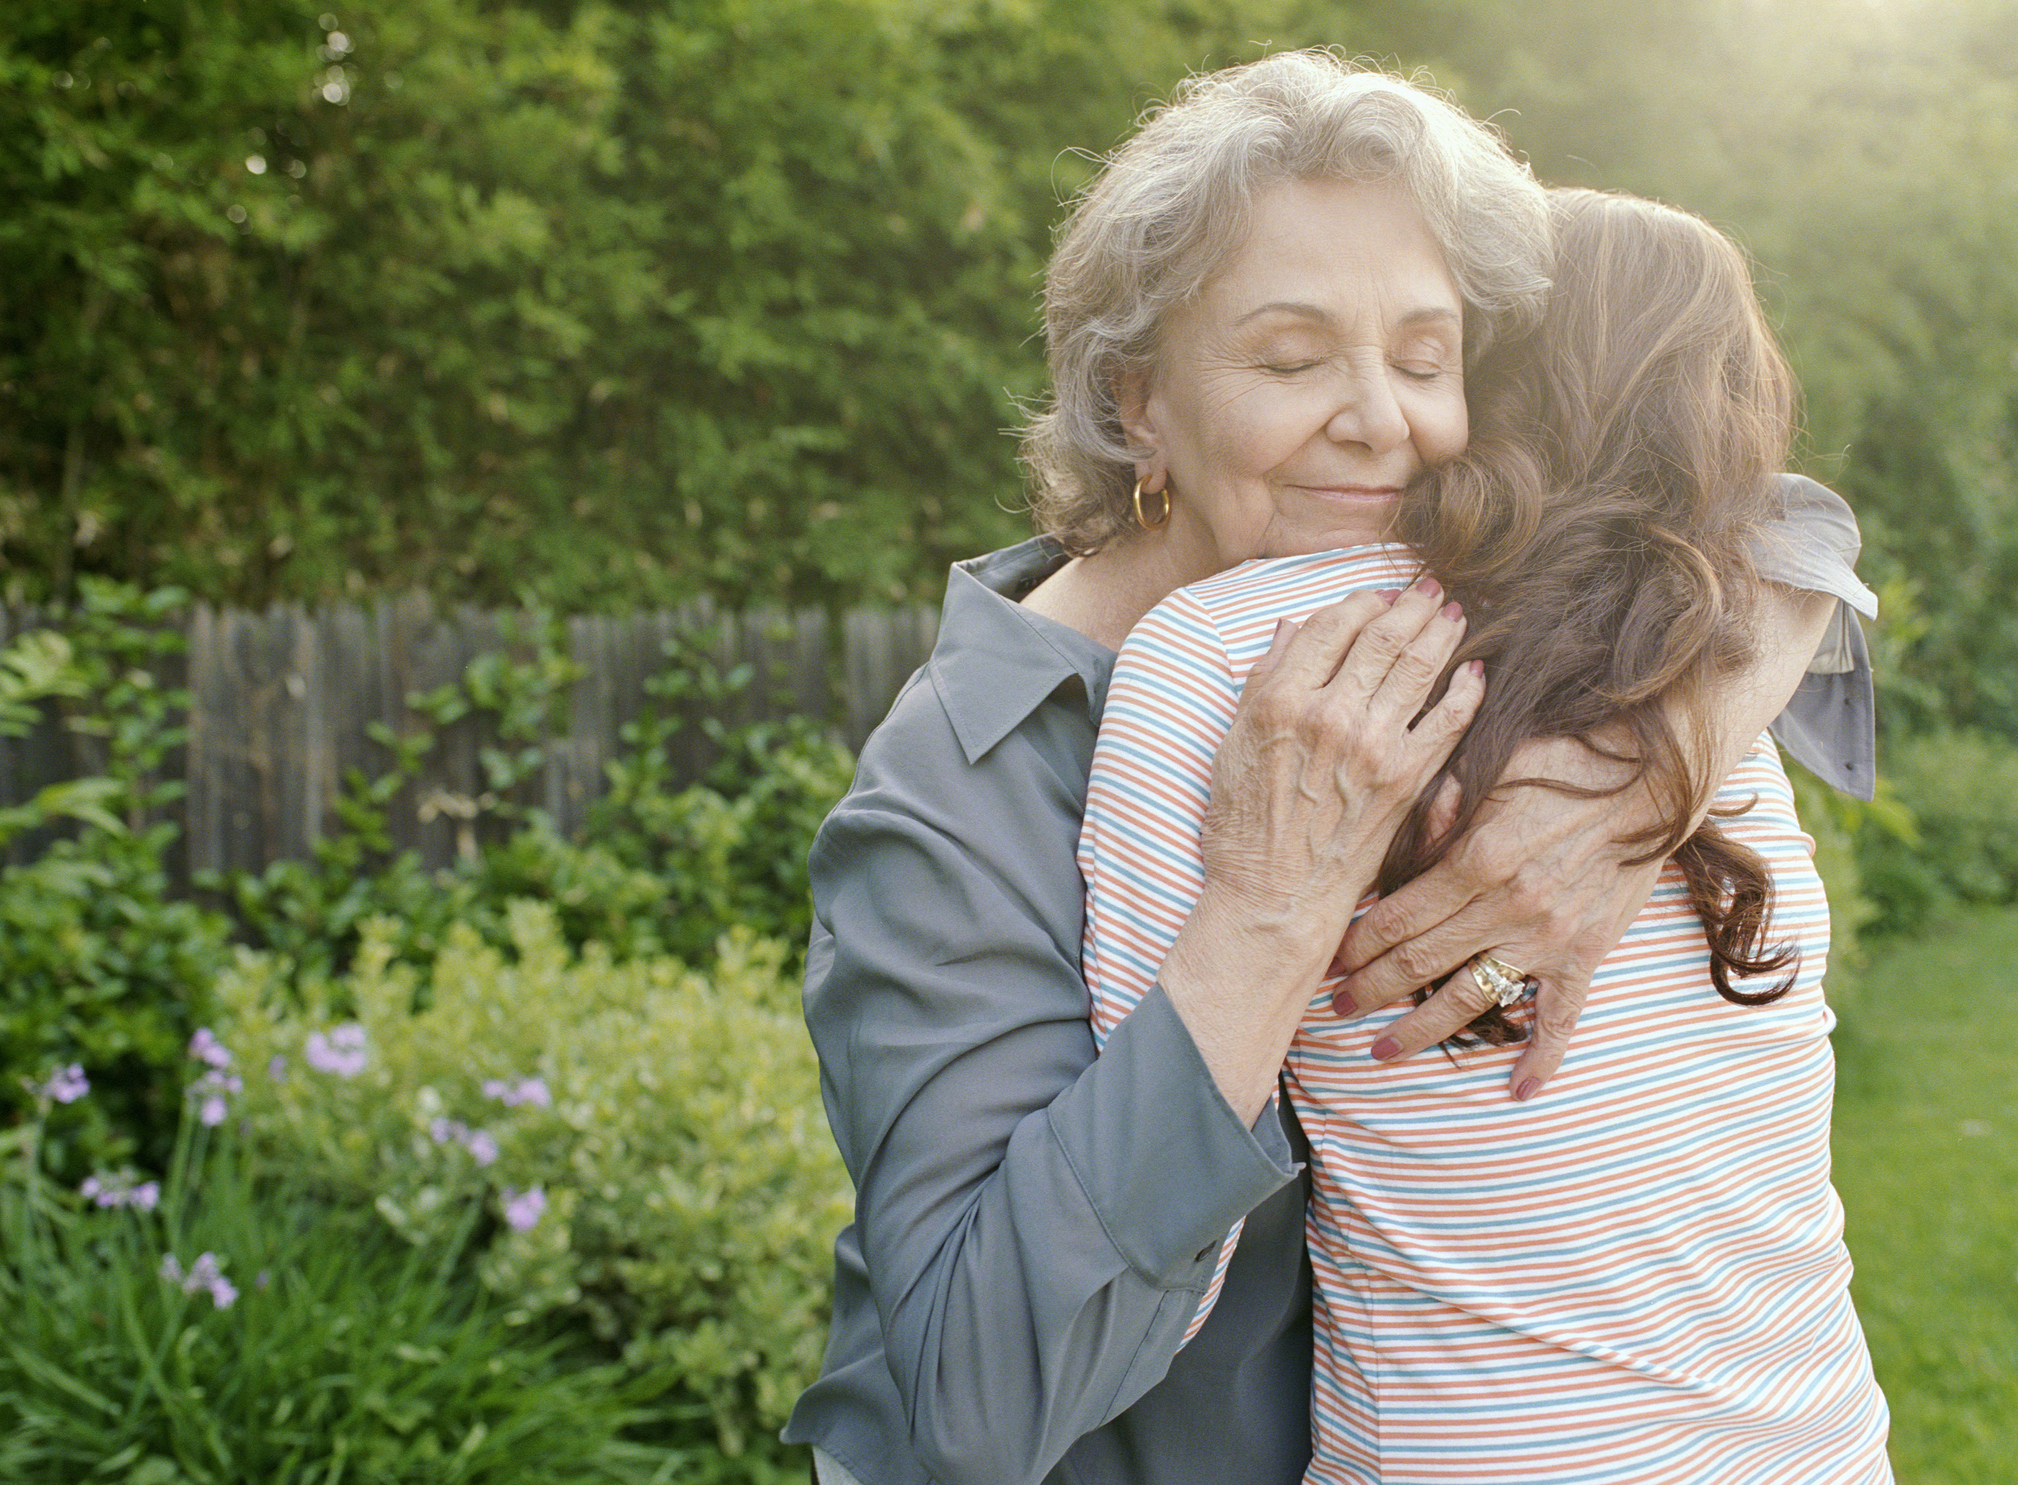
[{"left": 0, "top": 595, "right": 941, "bottom": 878}]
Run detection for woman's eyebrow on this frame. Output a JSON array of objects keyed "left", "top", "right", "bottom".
[
  {"left": 1232, "top": 302, "right": 1462, "bottom": 329},
  {"left": 1396, "top": 306, "right": 1462, "bottom": 330}
]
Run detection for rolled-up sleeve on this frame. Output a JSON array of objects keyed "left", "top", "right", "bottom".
[
  {"left": 1754, "top": 474, "right": 1879, "bottom": 799},
  {"left": 796, "top": 665, "right": 1297, "bottom": 1485}
]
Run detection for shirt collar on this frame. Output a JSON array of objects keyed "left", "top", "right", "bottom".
[{"left": 929, "top": 537, "right": 1117, "bottom": 765}]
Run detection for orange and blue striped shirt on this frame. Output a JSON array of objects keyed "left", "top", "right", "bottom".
[{"left": 1081, "top": 546, "right": 1891, "bottom": 1484}]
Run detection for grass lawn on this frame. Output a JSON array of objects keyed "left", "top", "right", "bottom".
[{"left": 1831, "top": 906, "right": 2018, "bottom": 1483}]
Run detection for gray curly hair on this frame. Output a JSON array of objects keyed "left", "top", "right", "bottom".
[{"left": 1022, "top": 50, "right": 1553, "bottom": 554}]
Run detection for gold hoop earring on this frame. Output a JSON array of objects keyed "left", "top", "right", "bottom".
[{"left": 1132, "top": 478, "right": 1171, "bottom": 532}]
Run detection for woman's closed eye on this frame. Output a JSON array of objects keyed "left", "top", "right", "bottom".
[
  {"left": 1258, "top": 357, "right": 1323, "bottom": 376},
  {"left": 1392, "top": 333, "right": 1460, "bottom": 382}
]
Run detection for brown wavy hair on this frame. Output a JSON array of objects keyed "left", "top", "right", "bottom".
[{"left": 1386, "top": 188, "right": 1801, "bottom": 1043}]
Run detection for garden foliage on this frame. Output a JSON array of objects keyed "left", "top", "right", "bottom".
[
  {"left": 1850, "top": 729, "right": 2018, "bottom": 941},
  {"left": 210, "top": 905, "right": 850, "bottom": 1466},
  {"left": 0, "top": 0, "right": 1306, "bottom": 612},
  {"left": 5, "top": 0, "right": 2016, "bottom": 739},
  {"left": 2, "top": 1066, "right": 679, "bottom": 1483},
  {"left": 1, "top": 584, "right": 231, "bottom": 1176},
  {"left": 210, "top": 610, "right": 853, "bottom": 982},
  {"left": 3, "top": 589, "right": 850, "bottom": 1179},
  {"left": 3, "top": 593, "right": 851, "bottom": 1475}
]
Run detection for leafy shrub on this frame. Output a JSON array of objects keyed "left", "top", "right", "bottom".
[
  {"left": 1782, "top": 754, "right": 1885, "bottom": 997},
  {"left": 0, "top": 586, "right": 231, "bottom": 1176},
  {"left": 1855, "top": 729, "right": 2018, "bottom": 940},
  {"left": 1, "top": 1072, "right": 674, "bottom": 1483},
  {"left": 211, "top": 904, "right": 850, "bottom": 1466},
  {"left": 213, "top": 618, "right": 853, "bottom": 984},
  {"left": 577, "top": 714, "right": 852, "bottom": 967}
]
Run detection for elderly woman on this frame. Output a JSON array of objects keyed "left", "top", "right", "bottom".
[{"left": 784, "top": 53, "right": 1875, "bottom": 1485}]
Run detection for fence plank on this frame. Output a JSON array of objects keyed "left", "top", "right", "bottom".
[{"left": 843, "top": 605, "right": 938, "bottom": 750}]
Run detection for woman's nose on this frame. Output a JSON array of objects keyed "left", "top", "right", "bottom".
[{"left": 1324, "top": 367, "right": 1410, "bottom": 454}]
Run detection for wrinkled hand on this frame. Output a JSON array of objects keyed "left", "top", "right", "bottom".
[
  {"left": 1196, "top": 578, "right": 1483, "bottom": 965},
  {"left": 1159, "top": 577, "right": 1486, "bottom": 1124},
  {"left": 1330, "top": 734, "right": 1665, "bottom": 1100}
]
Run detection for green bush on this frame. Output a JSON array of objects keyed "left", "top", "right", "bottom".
[
  {"left": 0, "top": 586, "right": 231, "bottom": 1176},
  {"left": 1, "top": 1078, "right": 674, "bottom": 1483},
  {"left": 1782, "top": 753, "right": 1885, "bottom": 1000},
  {"left": 214, "top": 617, "right": 853, "bottom": 985},
  {"left": 212, "top": 904, "right": 850, "bottom": 1467},
  {"left": 1856, "top": 729, "right": 2018, "bottom": 940},
  {"left": 0, "top": 0, "right": 1291, "bottom": 613}
]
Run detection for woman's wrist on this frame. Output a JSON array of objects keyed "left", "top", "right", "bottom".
[{"left": 1156, "top": 883, "right": 1356, "bottom": 1123}]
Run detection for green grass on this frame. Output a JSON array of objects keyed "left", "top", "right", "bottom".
[{"left": 1832, "top": 906, "right": 2018, "bottom": 1484}]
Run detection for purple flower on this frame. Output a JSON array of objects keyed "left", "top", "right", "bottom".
[
  {"left": 37, "top": 1064, "right": 90, "bottom": 1103},
  {"left": 303, "top": 1023, "right": 368, "bottom": 1078},
  {"left": 187, "top": 1028, "right": 234, "bottom": 1069},
  {"left": 190, "top": 1067, "right": 242, "bottom": 1125},
  {"left": 427, "top": 1117, "right": 498, "bottom": 1166},
  {"left": 268, "top": 1054, "right": 288, "bottom": 1082},
  {"left": 163, "top": 1251, "right": 237, "bottom": 1309},
  {"left": 500, "top": 1185, "right": 546, "bottom": 1232},
  {"left": 483, "top": 1076, "right": 552, "bottom": 1109},
  {"left": 255, "top": 1269, "right": 271, "bottom": 1290},
  {"left": 81, "top": 1169, "right": 161, "bottom": 1210}
]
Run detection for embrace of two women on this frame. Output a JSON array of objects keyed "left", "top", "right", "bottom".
[{"left": 784, "top": 50, "right": 1890, "bottom": 1485}]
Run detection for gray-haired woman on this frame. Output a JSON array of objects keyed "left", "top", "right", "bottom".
[{"left": 785, "top": 51, "right": 1875, "bottom": 1485}]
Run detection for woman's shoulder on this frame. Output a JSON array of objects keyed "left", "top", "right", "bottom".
[{"left": 824, "top": 596, "right": 1104, "bottom": 903}]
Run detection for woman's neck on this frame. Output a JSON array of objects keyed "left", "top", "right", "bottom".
[{"left": 1019, "top": 532, "right": 1215, "bottom": 650}]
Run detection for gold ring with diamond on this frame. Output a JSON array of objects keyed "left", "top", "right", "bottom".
[{"left": 1465, "top": 952, "right": 1533, "bottom": 1009}]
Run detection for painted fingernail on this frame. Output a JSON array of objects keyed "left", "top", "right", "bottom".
[
  {"left": 1375, "top": 588, "right": 1401, "bottom": 604},
  {"left": 1441, "top": 601, "right": 1463, "bottom": 621},
  {"left": 1369, "top": 1036, "right": 1401, "bottom": 1062},
  {"left": 1413, "top": 577, "right": 1441, "bottom": 600},
  {"left": 1514, "top": 1078, "right": 1539, "bottom": 1102},
  {"left": 1469, "top": 659, "right": 1485, "bottom": 677}
]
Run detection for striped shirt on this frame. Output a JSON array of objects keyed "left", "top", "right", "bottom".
[{"left": 1081, "top": 547, "right": 1891, "bottom": 1484}]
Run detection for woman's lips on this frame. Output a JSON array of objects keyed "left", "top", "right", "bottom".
[{"left": 1296, "top": 485, "right": 1402, "bottom": 503}]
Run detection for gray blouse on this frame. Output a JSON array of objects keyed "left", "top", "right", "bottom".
[{"left": 785, "top": 475, "right": 1878, "bottom": 1485}]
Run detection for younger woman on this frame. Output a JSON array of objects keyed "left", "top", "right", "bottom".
[{"left": 1080, "top": 189, "right": 1891, "bottom": 1483}]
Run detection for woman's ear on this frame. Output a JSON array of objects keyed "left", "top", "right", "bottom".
[{"left": 1115, "top": 368, "right": 1168, "bottom": 493}]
